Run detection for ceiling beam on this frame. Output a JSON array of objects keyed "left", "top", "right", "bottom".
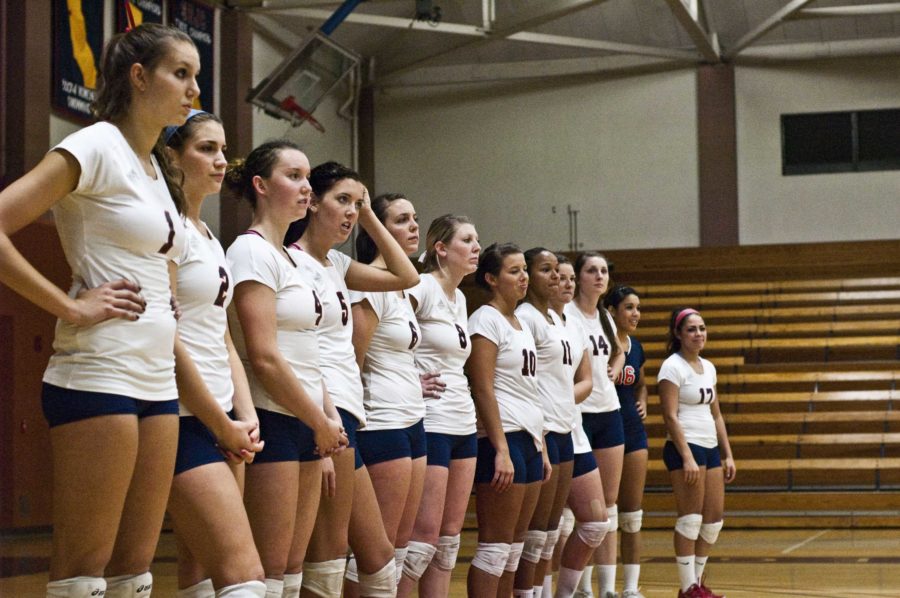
[
  {"left": 269, "top": 7, "right": 485, "bottom": 36},
  {"left": 724, "top": 0, "right": 816, "bottom": 61},
  {"left": 379, "top": 55, "right": 681, "bottom": 88},
  {"left": 508, "top": 32, "right": 700, "bottom": 62},
  {"left": 381, "top": 0, "right": 612, "bottom": 80},
  {"left": 790, "top": 3, "right": 900, "bottom": 19},
  {"left": 737, "top": 36, "right": 900, "bottom": 62},
  {"left": 662, "top": 0, "right": 720, "bottom": 62}
]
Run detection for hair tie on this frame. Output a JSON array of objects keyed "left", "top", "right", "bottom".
[
  {"left": 674, "top": 308, "right": 699, "bottom": 329},
  {"left": 164, "top": 108, "right": 208, "bottom": 145},
  {"left": 418, "top": 251, "right": 428, "bottom": 264}
]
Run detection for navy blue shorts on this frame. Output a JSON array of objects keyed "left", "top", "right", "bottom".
[
  {"left": 42, "top": 383, "right": 178, "bottom": 428},
  {"left": 572, "top": 451, "right": 598, "bottom": 478},
  {"left": 358, "top": 419, "right": 427, "bottom": 466},
  {"left": 426, "top": 432, "right": 477, "bottom": 467},
  {"left": 175, "top": 411, "right": 236, "bottom": 475},
  {"left": 663, "top": 441, "right": 721, "bottom": 472},
  {"left": 474, "top": 431, "right": 543, "bottom": 485},
  {"left": 623, "top": 419, "right": 649, "bottom": 454},
  {"left": 339, "top": 408, "right": 364, "bottom": 470},
  {"left": 581, "top": 410, "right": 625, "bottom": 450},
  {"left": 545, "top": 431, "right": 575, "bottom": 465},
  {"left": 251, "top": 408, "right": 320, "bottom": 464}
]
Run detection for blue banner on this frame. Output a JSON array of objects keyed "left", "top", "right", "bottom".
[
  {"left": 52, "top": 0, "right": 104, "bottom": 121},
  {"left": 170, "top": 0, "right": 215, "bottom": 111}
]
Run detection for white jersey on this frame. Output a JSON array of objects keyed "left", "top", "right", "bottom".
[
  {"left": 407, "top": 274, "right": 476, "bottom": 435},
  {"left": 468, "top": 305, "right": 543, "bottom": 449},
  {"left": 350, "top": 289, "right": 424, "bottom": 430},
  {"left": 293, "top": 248, "right": 365, "bottom": 425},
  {"left": 564, "top": 303, "right": 619, "bottom": 414},
  {"left": 176, "top": 220, "right": 234, "bottom": 415},
  {"left": 516, "top": 303, "right": 579, "bottom": 434},
  {"left": 227, "top": 233, "right": 324, "bottom": 416},
  {"left": 43, "top": 121, "right": 185, "bottom": 400},
  {"left": 657, "top": 353, "right": 718, "bottom": 449}
]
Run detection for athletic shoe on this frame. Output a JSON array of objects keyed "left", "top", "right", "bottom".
[
  {"left": 698, "top": 579, "right": 725, "bottom": 598},
  {"left": 621, "top": 590, "right": 645, "bottom": 598},
  {"left": 604, "top": 593, "right": 619, "bottom": 598},
  {"left": 573, "top": 591, "right": 594, "bottom": 598},
  {"left": 677, "top": 584, "right": 706, "bottom": 598}
]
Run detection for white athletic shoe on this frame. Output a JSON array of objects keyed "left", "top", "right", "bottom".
[
  {"left": 573, "top": 590, "right": 594, "bottom": 598},
  {"left": 621, "top": 590, "right": 645, "bottom": 598}
]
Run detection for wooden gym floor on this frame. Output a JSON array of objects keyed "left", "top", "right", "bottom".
[{"left": 3, "top": 526, "right": 900, "bottom": 597}]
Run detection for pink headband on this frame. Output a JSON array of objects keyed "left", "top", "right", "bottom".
[{"left": 674, "top": 308, "right": 699, "bottom": 329}]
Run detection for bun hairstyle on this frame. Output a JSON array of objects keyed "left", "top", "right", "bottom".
[
  {"left": 666, "top": 306, "right": 701, "bottom": 356},
  {"left": 92, "top": 23, "right": 196, "bottom": 216},
  {"left": 421, "top": 214, "right": 473, "bottom": 273},
  {"left": 574, "top": 251, "right": 619, "bottom": 359},
  {"left": 603, "top": 285, "right": 638, "bottom": 310},
  {"left": 224, "top": 139, "right": 302, "bottom": 209},
  {"left": 475, "top": 242, "right": 522, "bottom": 292},
  {"left": 355, "top": 193, "right": 406, "bottom": 265},
  {"left": 285, "top": 161, "right": 361, "bottom": 246}
]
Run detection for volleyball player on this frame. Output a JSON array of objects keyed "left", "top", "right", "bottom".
[
  {"left": 398, "top": 215, "right": 481, "bottom": 598},
  {"left": 603, "top": 286, "right": 648, "bottom": 598},
  {"left": 0, "top": 23, "right": 196, "bottom": 598},
  {"left": 225, "top": 141, "right": 347, "bottom": 598},
  {"left": 285, "top": 162, "right": 418, "bottom": 598},
  {"left": 466, "top": 243, "right": 550, "bottom": 598},
  {"left": 350, "top": 193, "right": 427, "bottom": 591},
  {"left": 564, "top": 253, "right": 624, "bottom": 598},
  {"left": 166, "top": 111, "right": 266, "bottom": 597},
  {"left": 658, "top": 308, "right": 735, "bottom": 598}
]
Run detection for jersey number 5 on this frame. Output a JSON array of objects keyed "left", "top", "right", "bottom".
[{"left": 336, "top": 291, "right": 349, "bottom": 326}]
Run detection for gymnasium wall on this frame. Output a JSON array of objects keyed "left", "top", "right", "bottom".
[
  {"left": 373, "top": 69, "right": 700, "bottom": 252},
  {"left": 735, "top": 56, "right": 900, "bottom": 245}
]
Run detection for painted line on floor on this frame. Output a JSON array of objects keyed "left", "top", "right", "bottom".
[{"left": 781, "top": 528, "right": 830, "bottom": 554}]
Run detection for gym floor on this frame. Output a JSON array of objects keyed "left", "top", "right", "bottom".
[{"left": 3, "top": 527, "right": 900, "bottom": 596}]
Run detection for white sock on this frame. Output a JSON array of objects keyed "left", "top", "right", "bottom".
[
  {"left": 533, "top": 584, "right": 543, "bottom": 598},
  {"left": 694, "top": 556, "right": 708, "bottom": 584},
  {"left": 622, "top": 564, "right": 640, "bottom": 592},
  {"left": 215, "top": 581, "right": 267, "bottom": 597},
  {"left": 46, "top": 577, "right": 107, "bottom": 598},
  {"left": 597, "top": 565, "right": 616, "bottom": 596},
  {"left": 676, "top": 555, "right": 696, "bottom": 592},
  {"left": 555, "top": 567, "right": 583, "bottom": 598},
  {"left": 543, "top": 573, "right": 553, "bottom": 597},
  {"left": 513, "top": 589, "right": 534, "bottom": 598},
  {"left": 177, "top": 579, "right": 215, "bottom": 597},
  {"left": 577, "top": 565, "right": 592, "bottom": 593},
  {"left": 263, "top": 578, "right": 284, "bottom": 598}
]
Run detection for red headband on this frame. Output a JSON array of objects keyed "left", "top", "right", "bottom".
[{"left": 674, "top": 308, "right": 699, "bottom": 329}]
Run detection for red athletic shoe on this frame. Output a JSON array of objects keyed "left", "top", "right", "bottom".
[
  {"left": 677, "top": 584, "right": 705, "bottom": 598},
  {"left": 698, "top": 578, "right": 725, "bottom": 598}
]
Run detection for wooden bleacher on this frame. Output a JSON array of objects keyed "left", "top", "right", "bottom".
[{"left": 614, "top": 243, "right": 900, "bottom": 528}]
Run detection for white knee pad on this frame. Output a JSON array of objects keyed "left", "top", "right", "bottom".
[
  {"left": 393, "top": 548, "right": 408, "bottom": 584},
  {"left": 521, "top": 530, "right": 549, "bottom": 564},
  {"left": 619, "top": 509, "right": 644, "bottom": 534},
  {"left": 433, "top": 535, "right": 461, "bottom": 571},
  {"left": 403, "top": 541, "right": 437, "bottom": 580},
  {"left": 358, "top": 560, "right": 397, "bottom": 598},
  {"left": 105, "top": 572, "right": 153, "bottom": 598},
  {"left": 606, "top": 504, "right": 619, "bottom": 533},
  {"left": 471, "top": 542, "right": 511, "bottom": 578},
  {"left": 281, "top": 573, "right": 302, "bottom": 598},
  {"left": 177, "top": 579, "right": 214, "bottom": 598},
  {"left": 46, "top": 576, "right": 107, "bottom": 598},
  {"left": 215, "top": 580, "right": 267, "bottom": 598},
  {"left": 263, "top": 578, "right": 283, "bottom": 598},
  {"left": 504, "top": 541, "right": 525, "bottom": 572},
  {"left": 699, "top": 520, "right": 724, "bottom": 545},
  {"left": 539, "top": 528, "right": 561, "bottom": 561},
  {"left": 560, "top": 507, "right": 575, "bottom": 537},
  {"left": 675, "top": 513, "right": 703, "bottom": 541},
  {"left": 302, "top": 559, "right": 346, "bottom": 598},
  {"left": 575, "top": 519, "right": 610, "bottom": 548},
  {"left": 344, "top": 556, "right": 359, "bottom": 584}
]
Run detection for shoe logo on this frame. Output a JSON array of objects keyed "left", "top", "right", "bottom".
[
  {"left": 136, "top": 584, "right": 152, "bottom": 592},
  {"left": 91, "top": 590, "right": 105, "bottom": 596},
  {"left": 678, "top": 560, "right": 692, "bottom": 566}
]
